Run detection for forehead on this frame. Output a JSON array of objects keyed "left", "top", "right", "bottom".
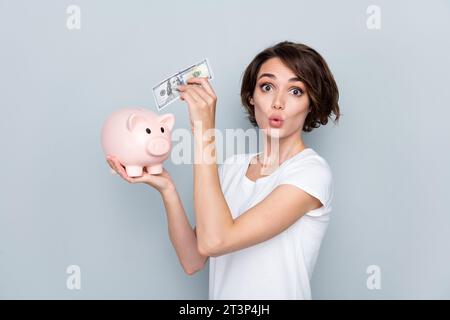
[{"left": 258, "top": 57, "right": 297, "bottom": 78}]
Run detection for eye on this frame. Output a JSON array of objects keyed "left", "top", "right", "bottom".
[
  {"left": 146, "top": 128, "right": 151, "bottom": 134},
  {"left": 290, "top": 87, "right": 304, "bottom": 97},
  {"left": 260, "top": 83, "right": 272, "bottom": 92},
  {"left": 160, "top": 127, "right": 165, "bottom": 133}
]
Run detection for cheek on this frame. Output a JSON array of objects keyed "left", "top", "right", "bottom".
[
  {"left": 284, "top": 98, "right": 310, "bottom": 126},
  {"left": 252, "top": 93, "right": 272, "bottom": 113},
  {"left": 286, "top": 95, "right": 310, "bottom": 114},
  {"left": 253, "top": 106, "right": 265, "bottom": 125},
  {"left": 251, "top": 93, "right": 268, "bottom": 122}
]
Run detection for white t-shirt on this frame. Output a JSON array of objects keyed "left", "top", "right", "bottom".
[{"left": 209, "top": 148, "right": 334, "bottom": 300}]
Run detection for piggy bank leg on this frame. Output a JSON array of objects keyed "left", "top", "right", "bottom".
[
  {"left": 146, "top": 164, "right": 163, "bottom": 174},
  {"left": 125, "top": 166, "right": 143, "bottom": 177}
]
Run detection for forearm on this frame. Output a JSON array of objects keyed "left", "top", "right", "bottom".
[
  {"left": 160, "top": 187, "right": 206, "bottom": 274},
  {"left": 193, "top": 130, "right": 234, "bottom": 250}
]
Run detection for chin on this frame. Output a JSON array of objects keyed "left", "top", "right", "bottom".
[{"left": 260, "top": 126, "right": 283, "bottom": 139}]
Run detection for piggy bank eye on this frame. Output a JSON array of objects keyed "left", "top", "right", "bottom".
[
  {"left": 146, "top": 128, "right": 151, "bottom": 134},
  {"left": 160, "top": 127, "right": 165, "bottom": 133}
]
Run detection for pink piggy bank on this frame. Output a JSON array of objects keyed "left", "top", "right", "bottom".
[{"left": 101, "top": 107, "right": 175, "bottom": 177}]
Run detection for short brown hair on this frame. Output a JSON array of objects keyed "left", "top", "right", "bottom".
[{"left": 240, "top": 41, "right": 340, "bottom": 132}]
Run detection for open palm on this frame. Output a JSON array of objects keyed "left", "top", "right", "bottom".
[{"left": 106, "top": 155, "right": 174, "bottom": 193}]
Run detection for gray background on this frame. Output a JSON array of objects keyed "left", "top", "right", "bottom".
[{"left": 1, "top": 0, "right": 449, "bottom": 299}]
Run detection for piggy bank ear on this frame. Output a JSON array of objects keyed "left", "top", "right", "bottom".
[
  {"left": 127, "top": 113, "right": 146, "bottom": 132},
  {"left": 158, "top": 113, "right": 175, "bottom": 131}
]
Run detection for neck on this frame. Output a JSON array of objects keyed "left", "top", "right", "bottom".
[{"left": 258, "top": 129, "right": 306, "bottom": 172}]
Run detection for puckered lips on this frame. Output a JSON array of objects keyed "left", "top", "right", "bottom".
[{"left": 268, "top": 114, "right": 284, "bottom": 128}]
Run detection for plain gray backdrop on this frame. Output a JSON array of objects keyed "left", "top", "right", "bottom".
[{"left": 1, "top": 0, "right": 449, "bottom": 299}]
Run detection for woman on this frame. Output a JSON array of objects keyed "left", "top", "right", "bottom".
[{"left": 106, "top": 41, "right": 340, "bottom": 299}]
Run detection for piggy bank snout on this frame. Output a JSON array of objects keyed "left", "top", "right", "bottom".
[{"left": 147, "top": 138, "right": 170, "bottom": 156}]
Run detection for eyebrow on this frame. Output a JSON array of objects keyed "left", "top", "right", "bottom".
[{"left": 258, "top": 73, "right": 303, "bottom": 83}]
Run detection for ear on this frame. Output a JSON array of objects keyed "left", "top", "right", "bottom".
[
  {"left": 127, "top": 113, "right": 146, "bottom": 132},
  {"left": 158, "top": 113, "right": 175, "bottom": 130},
  {"left": 249, "top": 97, "right": 254, "bottom": 106}
]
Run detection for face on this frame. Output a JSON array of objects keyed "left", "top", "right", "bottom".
[{"left": 250, "top": 57, "right": 310, "bottom": 139}]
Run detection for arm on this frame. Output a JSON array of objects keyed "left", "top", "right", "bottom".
[
  {"left": 194, "top": 137, "right": 322, "bottom": 257},
  {"left": 161, "top": 187, "right": 209, "bottom": 275},
  {"left": 197, "top": 181, "right": 322, "bottom": 257},
  {"left": 177, "top": 77, "right": 322, "bottom": 257},
  {"left": 106, "top": 156, "right": 208, "bottom": 276}
]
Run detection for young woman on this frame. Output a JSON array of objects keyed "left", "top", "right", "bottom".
[{"left": 106, "top": 41, "right": 340, "bottom": 299}]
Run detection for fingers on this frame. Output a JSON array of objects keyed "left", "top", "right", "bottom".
[
  {"left": 178, "top": 86, "right": 212, "bottom": 109},
  {"left": 186, "top": 77, "right": 216, "bottom": 98},
  {"left": 182, "top": 87, "right": 208, "bottom": 106},
  {"left": 179, "top": 90, "right": 198, "bottom": 107},
  {"left": 178, "top": 77, "right": 216, "bottom": 106},
  {"left": 106, "top": 155, "right": 134, "bottom": 183},
  {"left": 107, "top": 156, "right": 125, "bottom": 177},
  {"left": 106, "top": 156, "right": 167, "bottom": 186},
  {"left": 106, "top": 157, "right": 115, "bottom": 171},
  {"left": 177, "top": 84, "right": 199, "bottom": 100},
  {"left": 106, "top": 159, "right": 119, "bottom": 175},
  {"left": 189, "top": 85, "right": 215, "bottom": 106}
]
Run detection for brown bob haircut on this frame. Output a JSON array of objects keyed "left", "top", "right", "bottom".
[{"left": 241, "top": 41, "right": 340, "bottom": 132}]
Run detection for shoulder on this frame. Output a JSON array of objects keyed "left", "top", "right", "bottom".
[
  {"left": 282, "top": 149, "right": 332, "bottom": 181},
  {"left": 278, "top": 149, "right": 334, "bottom": 210}
]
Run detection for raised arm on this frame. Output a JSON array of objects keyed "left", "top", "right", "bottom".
[{"left": 177, "top": 77, "right": 323, "bottom": 258}]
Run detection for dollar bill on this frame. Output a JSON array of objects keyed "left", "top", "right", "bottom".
[{"left": 152, "top": 58, "right": 214, "bottom": 111}]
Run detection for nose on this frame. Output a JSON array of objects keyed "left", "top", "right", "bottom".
[
  {"left": 272, "top": 94, "right": 285, "bottom": 110},
  {"left": 147, "top": 137, "right": 170, "bottom": 156},
  {"left": 272, "top": 103, "right": 284, "bottom": 110}
]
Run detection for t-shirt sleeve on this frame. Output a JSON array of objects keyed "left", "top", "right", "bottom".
[{"left": 277, "top": 158, "right": 334, "bottom": 216}]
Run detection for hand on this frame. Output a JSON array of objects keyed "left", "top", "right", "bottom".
[
  {"left": 177, "top": 77, "right": 217, "bottom": 133},
  {"left": 106, "top": 155, "right": 175, "bottom": 195}
]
